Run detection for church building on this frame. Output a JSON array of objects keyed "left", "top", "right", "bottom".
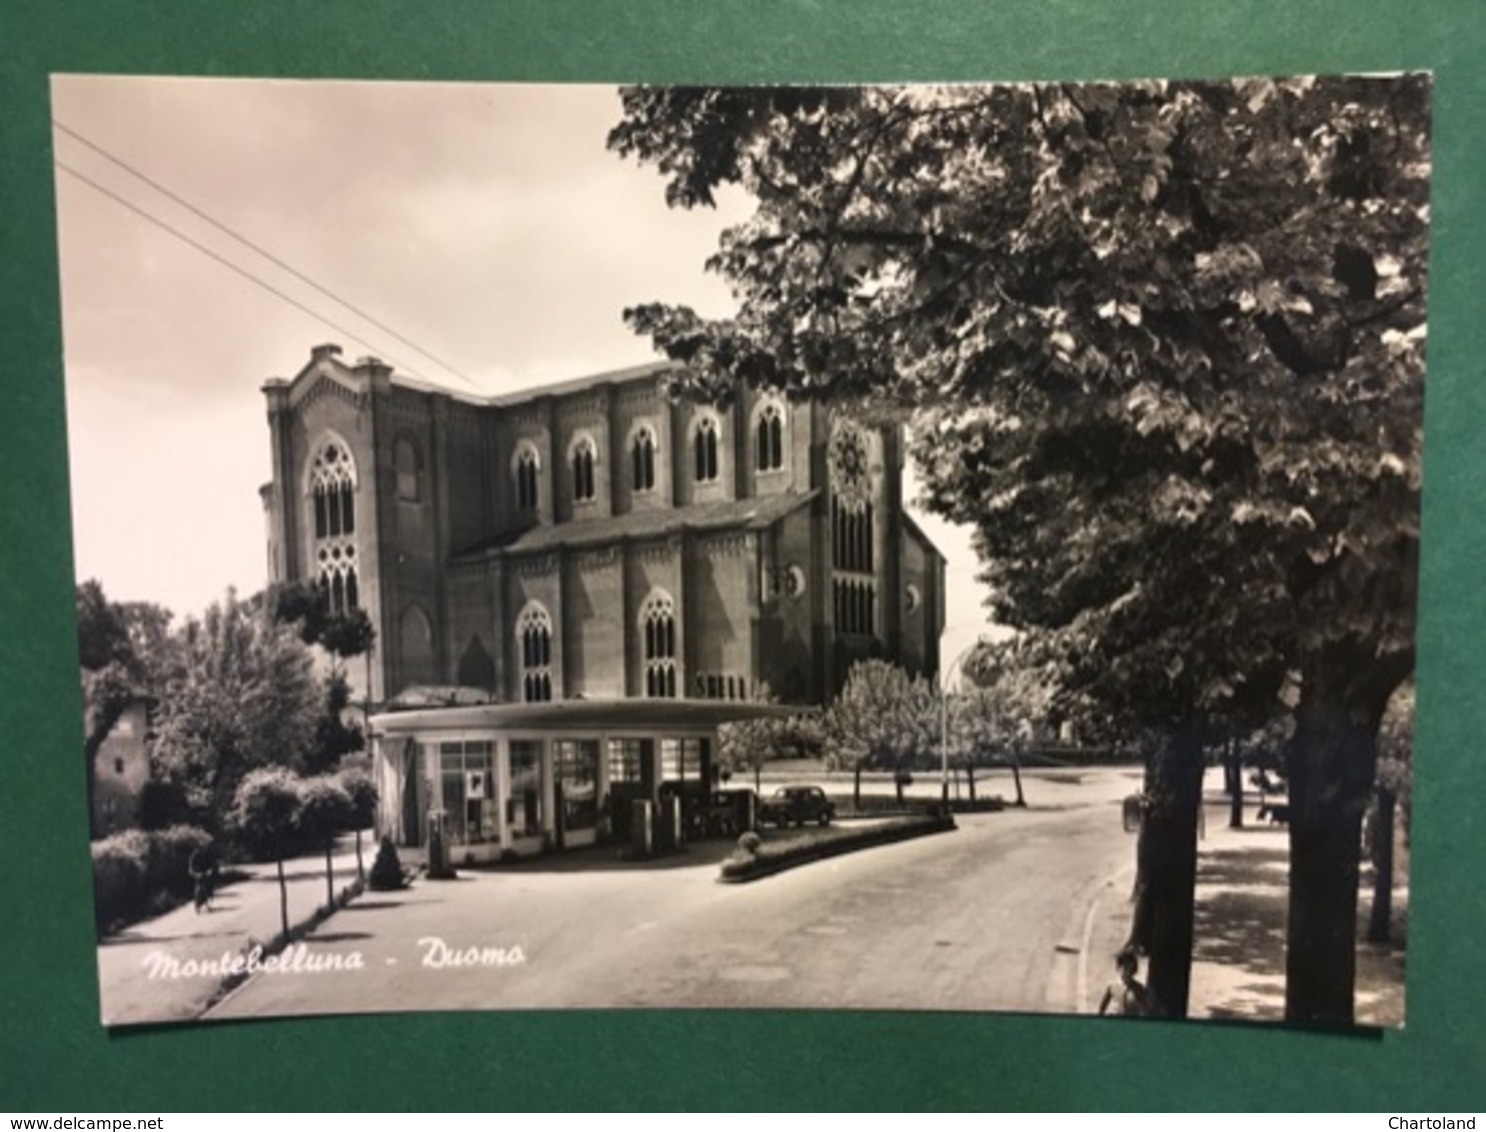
[{"left": 260, "top": 344, "right": 945, "bottom": 858}]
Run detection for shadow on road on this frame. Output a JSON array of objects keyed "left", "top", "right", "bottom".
[
  {"left": 1193, "top": 888, "right": 1288, "bottom": 978},
  {"left": 1197, "top": 845, "right": 1288, "bottom": 887}
]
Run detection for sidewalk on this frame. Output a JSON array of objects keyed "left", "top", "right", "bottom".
[
  {"left": 1081, "top": 777, "right": 1408, "bottom": 1025},
  {"left": 95, "top": 836, "right": 366, "bottom": 1026}
]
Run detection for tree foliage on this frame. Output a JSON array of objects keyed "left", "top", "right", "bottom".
[
  {"left": 77, "top": 581, "right": 178, "bottom": 837},
  {"left": 716, "top": 684, "right": 804, "bottom": 791},
  {"left": 821, "top": 660, "right": 938, "bottom": 807},
  {"left": 228, "top": 766, "right": 303, "bottom": 936},
  {"left": 298, "top": 774, "right": 354, "bottom": 906},
  {"left": 150, "top": 590, "right": 321, "bottom": 830},
  {"left": 271, "top": 581, "right": 375, "bottom": 664},
  {"left": 612, "top": 76, "right": 1429, "bottom": 1024}
]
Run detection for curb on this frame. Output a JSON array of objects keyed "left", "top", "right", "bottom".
[{"left": 199, "top": 873, "right": 368, "bottom": 1016}]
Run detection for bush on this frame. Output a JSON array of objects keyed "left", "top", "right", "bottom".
[
  {"left": 736, "top": 831, "right": 763, "bottom": 856},
  {"left": 91, "top": 824, "right": 212, "bottom": 936},
  {"left": 368, "top": 836, "right": 409, "bottom": 891}
]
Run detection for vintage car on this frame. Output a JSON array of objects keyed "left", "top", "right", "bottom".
[{"left": 758, "top": 785, "right": 836, "bottom": 828}]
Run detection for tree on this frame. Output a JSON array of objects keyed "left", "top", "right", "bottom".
[
  {"left": 958, "top": 637, "right": 1058, "bottom": 807},
  {"left": 337, "top": 764, "right": 379, "bottom": 880},
  {"left": 151, "top": 590, "right": 322, "bottom": 831},
  {"left": 717, "top": 684, "right": 785, "bottom": 792},
  {"left": 821, "top": 660, "right": 938, "bottom": 810},
  {"left": 298, "top": 774, "right": 354, "bottom": 907},
  {"left": 78, "top": 581, "right": 136, "bottom": 837},
  {"left": 77, "top": 582, "right": 177, "bottom": 838},
  {"left": 229, "top": 767, "right": 303, "bottom": 937},
  {"left": 271, "top": 581, "right": 376, "bottom": 773},
  {"left": 1367, "top": 680, "right": 1413, "bottom": 944},
  {"left": 611, "top": 76, "right": 1428, "bottom": 1024}
]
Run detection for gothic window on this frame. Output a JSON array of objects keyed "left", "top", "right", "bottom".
[
  {"left": 631, "top": 425, "right": 656, "bottom": 492},
  {"left": 831, "top": 498, "right": 875, "bottom": 574},
  {"left": 755, "top": 401, "right": 785, "bottom": 472},
  {"left": 514, "top": 443, "right": 540, "bottom": 512},
  {"left": 517, "top": 603, "right": 553, "bottom": 703},
  {"left": 394, "top": 435, "right": 422, "bottom": 503},
  {"left": 311, "top": 441, "right": 356, "bottom": 539},
  {"left": 310, "top": 438, "right": 358, "bottom": 613},
  {"left": 693, "top": 416, "right": 719, "bottom": 484},
  {"left": 571, "top": 434, "right": 597, "bottom": 503},
  {"left": 832, "top": 496, "right": 876, "bottom": 638},
  {"left": 640, "top": 590, "right": 677, "bottom": 698}
]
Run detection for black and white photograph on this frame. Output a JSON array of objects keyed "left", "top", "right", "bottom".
[{"left": 55, "top": 74, "right": 1427, "bottom": 1030}]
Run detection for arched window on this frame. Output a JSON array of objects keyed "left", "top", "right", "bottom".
[
  {"left": 311, "top": 441, "right": 356, "bottom": 539},
  {"left": 631, "top": 425, "right": 656, "bottom": 492},
  {"left": 755, "top": 402, "right": 785, "bottom": 472},
  {"left": 513, "top": 443, "right": 540, "bottom": 512},
  {"left": 570, "top": 434, "right": 597, "bottom": 503},
  {"left": 394, "top": 435, "right": 422, "bottom": 503},
  {"left": 832, "top": 497, "right": 876, "bottom": 638},
  {"left": 693, "top": 416, "right": 719, "bottom": 484},
  {"left": 516, "top": 603, "right": 553, "bottom": 703},
  {"left": 310, "top": 439, "right": 358, "bottom": 613},
  {"left": 640, "top": 591, "right": 677, "bottom": 698}
]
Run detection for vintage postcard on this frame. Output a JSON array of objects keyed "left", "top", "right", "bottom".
[{"left": 54, "top": 74, "right": 1425, "bottom": 1028}]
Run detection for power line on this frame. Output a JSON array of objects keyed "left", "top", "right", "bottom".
[
  {"left": 53, "top": 119, "right": 488, "bottom": 395},
  {"left": 56, "top": 158, "right": 444, "bottom": 387}
]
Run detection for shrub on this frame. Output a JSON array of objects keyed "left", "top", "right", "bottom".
[
  {"left": 91, "top": 824, "right": 212, "bottom": 936},
  {"left": 368, "top": 836, "right": 409, "bottom": 891},
  {"left": 143, "top": 824, "right": 212, "bottom": 899},
  {"left": 736, "top": 831, "right": 762, "bottom": 856}
]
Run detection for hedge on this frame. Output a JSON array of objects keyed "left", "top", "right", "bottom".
[
  {"left": 718, "top": 811, "right": 956, "bottom": 883},
  {"left": 92, "top": 824, "right": 212, "bottom": 937}
]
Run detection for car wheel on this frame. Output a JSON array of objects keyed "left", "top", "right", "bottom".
[{"left": 818, "top": 812, "right": 830, "bottom": 826}]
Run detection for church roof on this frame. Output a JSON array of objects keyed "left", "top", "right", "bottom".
[{"left": 449, "top": 489, "right": 819, "bottom": 563}]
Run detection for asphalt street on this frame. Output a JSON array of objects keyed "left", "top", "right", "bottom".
[{"left": 203, "top": 766, "right": 1143, "bottom": 1020}]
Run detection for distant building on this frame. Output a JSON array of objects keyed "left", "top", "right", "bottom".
[
  {"left": 91, "top": 698, "right": 151, "bottom": 836},
  {"left": 261, "top": 344, "right": 945, "bottom": 857}
]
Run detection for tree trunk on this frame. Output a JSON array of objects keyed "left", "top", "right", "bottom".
[
  {"left": 754, "top": 763, "right": 761, "bottom": 794},
  {"left": 324, "top": 843, "right": 335, "bottom": 907},
  {"left": 853, "top": 765, "right": 862, "bottom": 812},
  {"left": 1127, "top": 727, "right": 1205, "bottom": 1018},
  {"left": 1009, "top": 756, "right": 1026, "bottom": 808},
  {"left": 967, "top": 764, "right": 977, "bottom": 803},
  {"left": 1366, "top": 785, "right": 1396, "bottom": 944},
  {"left": 355, "top": 828, "right": 365, "bottom": 880},
  {"left": 276, "top": 857, "right": 289, "bottom": 938},
  {"left": 1223, "top": 741, "right": 1244, "bottom": 829},
  {"left": 1284, "top": 655, "right": 1397, "bottom": 1026}
]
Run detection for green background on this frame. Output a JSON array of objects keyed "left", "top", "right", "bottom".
[{"left": 2, "top": 0, "right": 1481, "bottom": 1112}]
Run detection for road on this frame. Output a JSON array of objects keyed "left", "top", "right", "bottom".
[{"left": 206, "top": 766, "right": 1143, "bottom": 1020}]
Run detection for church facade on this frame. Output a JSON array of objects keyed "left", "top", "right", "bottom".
[
  {"left": 260, "top": 344, "right": 945, "bottom": 857},
  {"left": 261, "top": 343, "right": 945, "bottom": 709}
]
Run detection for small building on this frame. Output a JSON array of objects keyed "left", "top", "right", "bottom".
[
  {"left": 90, "top": 698, "right": 151, "bottom": 837},
  {"left": 371, "top": 698, "right": 802, "bottom": 862}
]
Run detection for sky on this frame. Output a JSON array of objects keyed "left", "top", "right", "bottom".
[{"left": 52, "top": 75, "right": 997, "bottom": 671}]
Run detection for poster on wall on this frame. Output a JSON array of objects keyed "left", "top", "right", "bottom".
[{"left": 56, "top": 73, "right": 1427, "bottom": 1029}]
